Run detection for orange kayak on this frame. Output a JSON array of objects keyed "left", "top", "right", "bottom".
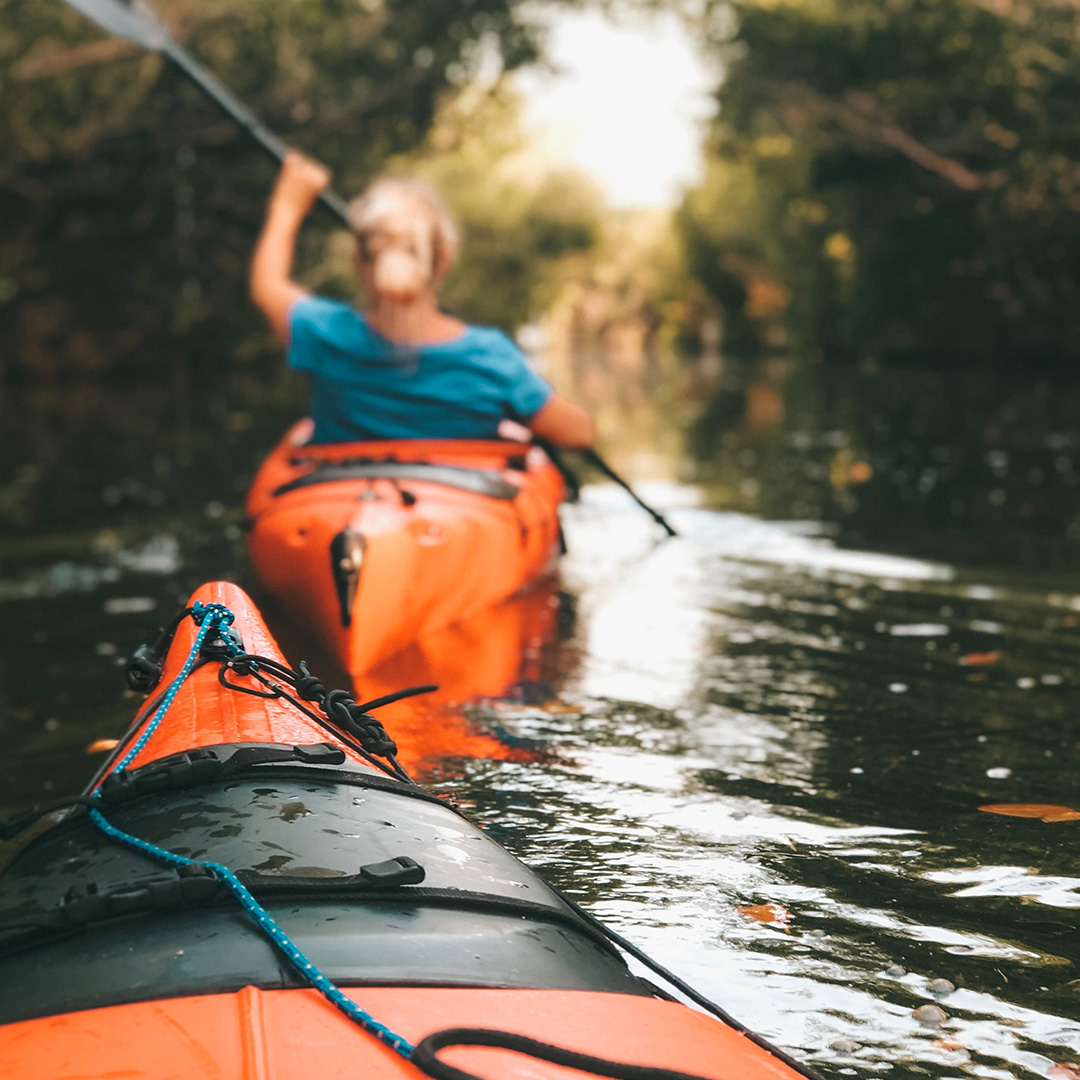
[
  {"left": 0, "top": 582, "right": 817, "bottom": 1080},
  {"left": 246, "top": 421, "right": 565, "bottom": 674}
]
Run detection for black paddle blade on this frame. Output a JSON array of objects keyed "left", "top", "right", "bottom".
[{"left": 63, "top": 0, "right": 171, "bottom": 49}]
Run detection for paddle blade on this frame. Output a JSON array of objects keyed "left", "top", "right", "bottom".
[{"left": 63, "top": 0, "right": 171, "bottom": 49}]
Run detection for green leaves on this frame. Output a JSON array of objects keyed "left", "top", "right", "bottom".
[
  {"left": 0, "top": 0, "right": 549, "bottom": 381},
  {"left": 684, "top": 0, "right": 1080, "bottom": 364}
]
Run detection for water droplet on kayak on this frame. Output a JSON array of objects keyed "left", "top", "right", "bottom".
[{"left": 279, "top": 801, "right": 310, "bottom": 822}]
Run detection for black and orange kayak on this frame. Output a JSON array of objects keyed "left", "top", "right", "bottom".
[
  {"left": 246, "top": 421, "right": 565, "bottom": 675},
  {"left": 0, "top": 582, "right": 816, "bottom": 1080}
]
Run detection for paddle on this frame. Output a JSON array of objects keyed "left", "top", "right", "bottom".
[
  {"left": 581, "top": 447, "right": 678, "bottom": 538},
  {"left": 532, "top": 438, "right": 678, "bottom": 538},
  {"left": 60, "top": 0, "right": 351, "bottom": 226},
  {"left": 61, "top": 0, "right": 680, "bottom": 541}
]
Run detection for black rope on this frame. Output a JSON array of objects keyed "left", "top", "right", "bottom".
[
  {"left": 411, "top": 1028, "right": 713, "bottom": 1080},
  {"left": 215, "top": 652, "right": 427, "bottom": 783},
  {"left": 355, "top": 684, "right": 438, "bottom": 713},
  {"left": 550, "top": 890, "right": 824, "bottom": 1080}
]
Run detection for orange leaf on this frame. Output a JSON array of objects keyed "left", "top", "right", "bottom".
[
  {"left": 737, "top": 902, "right": 792, "bottom": 926},
  {"left": 932, "top": 1039, "right": 966, "bottom": 1052},
  {"left": 979, "top": 803, "right": 1080, "bottom": 823},
  {"left": 960, "top": 650, "right": 1001, "bottom": 667},
  {"left": 85, "top": 738, "right": 119, "bottom": 754},
  {"left": 1049, "top": 1065, "right": 1080, "bottom": 1080}
]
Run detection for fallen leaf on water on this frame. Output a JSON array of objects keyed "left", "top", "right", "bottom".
[
  {"left": 932, "top": 1039, "right": 966, "bottom": 1053},
  {"left": 85, "top": 738, "right": 119, "bottom": 754},
  {"left": 540, "top": 702, "right": 583, "bottom": 715},
  {"left": 1048, "top": 1065, "right": 1080, "bottom": 1080},
  {"left": 979, "top": 803, "right": 1080, "bottom": 823},
  {"left": 737, "top": 902, "right": 791, "bottom": 926},
  {"left": 960, "top": 650, "right": 1001, "bottom": 667}
]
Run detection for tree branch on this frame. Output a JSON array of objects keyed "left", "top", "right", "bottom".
[{"left": 776, "top": 82, "right": 1007, "bottom": 191}]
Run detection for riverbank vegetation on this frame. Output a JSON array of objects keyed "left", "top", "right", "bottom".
[{"left": 682, "top": 0, "right": 1080, "bottom": 367}]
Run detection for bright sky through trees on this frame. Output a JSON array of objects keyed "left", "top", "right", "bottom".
[{"left": 514, "top": 9, "right": 715, "bottom": 209}]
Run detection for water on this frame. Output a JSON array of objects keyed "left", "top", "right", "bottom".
[{"left": 2, "top": 373, "right": 1080, "bottom": 1077}]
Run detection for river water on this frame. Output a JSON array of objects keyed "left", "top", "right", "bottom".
[{"left": 1, "top": 370, "right": 1079, "bottom": 1077}]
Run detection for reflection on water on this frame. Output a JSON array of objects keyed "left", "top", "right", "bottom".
[
  {"left": 2, "top": 378, "right": 1080, "bottom": 1076},
  {"left": 692, "top": 358, "right": 1080, "bottom": 570}
]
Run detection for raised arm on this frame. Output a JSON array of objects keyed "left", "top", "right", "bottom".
[
  {"left": 250, "top": 151, "right": 332, "bottom": 343},
  {"left": 527, "top": 392, "right": 596, "bottom": 449}
]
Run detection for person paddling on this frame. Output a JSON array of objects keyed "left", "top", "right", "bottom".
[{"left": 250, "top": 151, "right": 596, "bottom": 448}]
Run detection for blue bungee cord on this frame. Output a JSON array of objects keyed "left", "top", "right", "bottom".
[
  {"left": 113, "top": 602, "right": 233, "bottom": 772},
  {"left": 87, "top": 600, "right": 416, "bottom": 1062}
]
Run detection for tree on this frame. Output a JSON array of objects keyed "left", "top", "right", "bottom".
[
  {"left": 682, "top": 0, "right": 1080, "bottom": 365},
  {"left": 0, "top": 0, "right": 552, "bottom": 381}
]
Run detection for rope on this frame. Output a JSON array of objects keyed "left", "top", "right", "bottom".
[
  {"left": 113, "top": 602, "right": 235, "bottom": 773},
  {"left": 87, "top": 807, "right": 415, "bottom": 1059},
  {"left": 88, "top": 600, "right": 416, "bottom": 1062}
]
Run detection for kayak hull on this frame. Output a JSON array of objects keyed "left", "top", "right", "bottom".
[
  {"left": 245, "top": 422, "right": 565, "bottom": 674},
  {"left": 0, "top": 985, "right": 806, "bottom": 1080}
]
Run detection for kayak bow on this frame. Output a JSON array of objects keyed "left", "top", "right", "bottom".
[{"left": 0, "top": 582, "right": 818, "bottom": 1080}]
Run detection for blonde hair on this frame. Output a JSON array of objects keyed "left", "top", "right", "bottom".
[{"left": 347, "top": 178, "right": 458, "bottom": 270}]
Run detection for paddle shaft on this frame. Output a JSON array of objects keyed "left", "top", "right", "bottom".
[
  {"left": 534, "top": 439, "right": 677, "bottom": 538},
  {"left": 162, "top": 40, "right": 351, "bottom": 226},
  {"left": 581, "top": 448, "right": 678, "bottom": 537}
]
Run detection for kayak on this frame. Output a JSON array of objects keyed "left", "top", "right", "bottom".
[
  {"left": 246, "top": 420, "right": 566, "bottom": 674},
  {"left": 0, "top": 581, "right": 817, "bottom": 1080}
]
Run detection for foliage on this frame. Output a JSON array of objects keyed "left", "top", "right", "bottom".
[
  {"left": 0, "top": 0, "right": 552, "bottom": 381},
  {"left": 681, "top": 0, "right": 1080, "bottom": 365},
  {"left": 387, "top": 84, "right": 605, "bottom": 331}
]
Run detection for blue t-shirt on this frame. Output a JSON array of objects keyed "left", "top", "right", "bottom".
[{"left": 287, "top": 296, "right": 553, "bottom": 443}]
